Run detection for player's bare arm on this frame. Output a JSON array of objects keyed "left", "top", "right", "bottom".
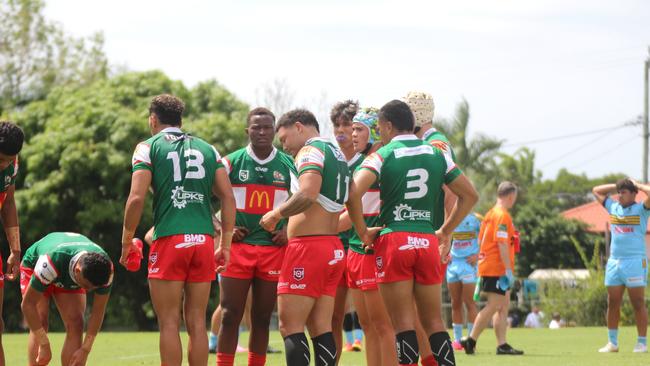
[
  {"left": 121, "top": 169, "right": 152, "bottom": 267},
  {"left": 213, "top": 167, "right": 236, "bottom": 272},
  {"left": 259, "top": 171, "right": 321, "bottom": 231},
  {"left": 592, "top": 183, "right": 617, "bottom": 205},
  {"left": 345, "top": 169, "right": 381, "bottom": 249},
  {"left": 21, "top": 286, "right": 52, "bottom": 365},
  {"left": 1, "top": 184, "right": 20, "bottom": 280},
  {"left": 337, "top": 210, "right": 353, "bottom": 233},
  {"left": 437, "top": 174, "right": 479, "bottom": 261},
  {"left": 70, "top": 293, "right": 110, "bottom": 366}
]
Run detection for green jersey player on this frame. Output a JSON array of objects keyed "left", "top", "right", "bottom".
[
  {"left": 347, "top": 100, "right": 478, "bottom": 366},
  {"left": 0, "top": 121, "right": 23, "bottom": 366},
  {"left": 260, "top": 109, "right": 349, "bottom": 366},
  {"left": 20, "top": 232, "right": 113, "bottom": 366},
  {"left": 121, "top": 94, "right": 236, "bottom": 366},
  {"left": 215, "top": 107, "right": 295, "bottom": 366}
]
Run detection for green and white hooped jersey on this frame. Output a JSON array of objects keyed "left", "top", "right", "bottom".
[
  {"left": 360, "top": 134, "right": 461, "bottom": 235},
  {"left": 132, "top": 127, "right": 221, "bottom": 241},
  {"left": 293, "top": 137, "right": 350, "bottom": 213},
  {"left": 22, "top": 232, "right": 113, "bottom": 294},
  {"left": 339, "top": 153, "right": 364, "bottom": 249},
  {"left": 220, "top": 146, "right": 295, "bottom": 246},
  {"left": 349, "top": 164, "right": 380, "bottom": 255}
]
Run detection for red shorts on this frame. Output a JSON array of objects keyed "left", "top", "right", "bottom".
[
  {"left": 148, "top": 234, "right": 216, "bottom": 282},
  {"left": 221, "top": 242, "right": 285, "bottom": 282},
  {"left": 19, "top": 266, "right": 85, "bottom": 298},
  {"left": 374, "top": 232, "right": 442, "bottom": 285},
  {"left": 277, "top": 236, "right": 345, "bottom": 298},
  {"left": 346, "top": 251, "right": 378, "bottom": 291}
]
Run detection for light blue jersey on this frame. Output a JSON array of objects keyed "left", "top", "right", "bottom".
[
  {"left": 450, "top": 213, "right": 481, "bottom": 259},
  {"left": 605, "top": 197, "right": 650, "bottom": 259}
]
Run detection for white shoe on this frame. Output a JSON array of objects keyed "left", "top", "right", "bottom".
[
  {"left": 598, "top": 342, "right": 619, "bottom": 353},
  {"left": 633, "top": 343, "right": 648, "bottom": 353}
]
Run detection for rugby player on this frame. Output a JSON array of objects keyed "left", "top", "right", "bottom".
[
  {"left": 593, "top": 179, "right": 650, "bottom": 353},
  {"left": 20, "top": 232, "right": 113, "bottom": 366},
  {"left": 0, "top": 121, "right": 23, "bottom": 366},
  {"left": 216, "top": 107, "right": 294, "bottom": 366},
  {"left": 461, "top": 181, "right": 523, "bottom": 355},
  {"left": 347, "top": 100, "right": 478, "bottom": 366},
  {"left": 339, "top": 107, "right": 398, "bottom": 366},
  {"left": 260, "top": 109, "right": 348, "bottom": 366},
  {"left": 121, "top": 94, "right": 236, "bottom": 366},
  {"left": 447, "top": 213, "right": 480, "bottom": 349},
  {"left": 330, "top": 100, "right": 362, "bottom": 361}
]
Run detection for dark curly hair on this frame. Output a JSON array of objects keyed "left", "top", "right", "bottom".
[
  {"left": 277, "top": 109, "right": 319, "bottom": 132},
  {"left": 330, "top": 100, "right": 359, "bottom": 125},
  {"left": 149, "top": 94, "right": 185, "bottom": 126},
  {"left": 81, "top": 252, "right": 113, "bottom": 287},
  {"left": 0, "top": 121, "right": 24, "bottom": 156},
  {"left": 616, "top": 178, "right": 638, "bottom": 193},
  {"left": 247, "top": 107, "right": 276, "bottom": 125}
]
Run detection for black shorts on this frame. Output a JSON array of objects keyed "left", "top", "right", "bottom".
[{"left": 480, "top": 276, "right": 506, "bottom": 296}]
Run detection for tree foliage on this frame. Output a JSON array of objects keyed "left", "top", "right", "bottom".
[
  {"left": 0, "top": 0, "right": 107, "bottom": 111},
  {"left": 0, "top": 71, "right": 248, "bottom": 330}
]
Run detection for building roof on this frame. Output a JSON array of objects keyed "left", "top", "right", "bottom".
[{"left": 562, "top": 193, "right": 648, "bottom": 233}]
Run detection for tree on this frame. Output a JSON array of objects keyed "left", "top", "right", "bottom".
[
  {"left": 3, "top": 70, "right": 248, "bottom": 331},
  {"left": 0, "top": 0, "right": 107, "bottom": 111}
]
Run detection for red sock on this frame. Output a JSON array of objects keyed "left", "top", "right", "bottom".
[
  {"left": 216, "top": 352, "right": 235, "bottom": 366},
  {"left": 421, "top": 354, "right": 438, "bottom": 366},
  {"left": 248, "top": 351, "right": 266, "bottom": 366}
]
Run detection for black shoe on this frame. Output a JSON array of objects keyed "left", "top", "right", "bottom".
[
  {"left": 208, "top": 346, "right": 217, "bottom": 354},
  {"left": 460, "top": 337, "right": 476, "bottom": 355},
  {"left": 267, "top": 345, "right": 282, "bottom": 354},
  {"left": 496, "top": 343, "right": 524, "bottom": 355}
]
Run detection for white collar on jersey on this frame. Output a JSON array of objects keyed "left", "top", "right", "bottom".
[
  {"left": 160, "top": 127, "right": 183, "bottom": 134},
  {"left": 68, "top": 251, "right": 87, "bottom": 287},
  {"left": 422, "top": 127, "right": 438, "bottom": 140},
  {"left": 246, "top": 144, "right": 277, "bottom": 165},
  {"left": 347, "top": 152, "right": 364, "bottom": 167},
  {"left": 392, "top": 134, "right": 419, "bottom": 142},
  {"left": 305, "top": 136, "right": 330, "bottom": 145}
]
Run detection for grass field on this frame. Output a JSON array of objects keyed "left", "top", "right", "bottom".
[{"left": 3, "top": 326, "right": 649, "bottom": 365}]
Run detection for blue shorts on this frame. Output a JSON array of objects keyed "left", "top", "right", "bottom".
[
  {"left": 446, "top": 257, "right": 478, "bottom": 284},
  {"left": 605, "top": 257, "right": 648, "bottom": 288}
]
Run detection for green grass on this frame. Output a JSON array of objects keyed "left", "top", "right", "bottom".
[{"left": 2, "top": 327, "right": 648, "bottom": 365}]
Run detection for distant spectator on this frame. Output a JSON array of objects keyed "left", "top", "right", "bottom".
[
  {"left": 549, "top": 312, "right": 565, "bottom": 329},
  {"left": 524, "top": 306, "right": 544, "bottom": 328}
]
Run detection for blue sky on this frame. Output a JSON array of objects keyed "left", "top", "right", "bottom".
[{"left": 45, "top": 0, "right": 650, "bottom": 180}]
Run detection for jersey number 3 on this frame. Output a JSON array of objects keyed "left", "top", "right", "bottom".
[
  {"left": 405, "top": 168, "right": 428, "bottom": 199},
  {"left": 167, "top": 150, "right": 205, "bottom": 181}
]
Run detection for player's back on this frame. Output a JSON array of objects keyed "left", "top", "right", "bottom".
[
  {"left": 133, "top": 128, "right": 220, "bottom": 240},
  {"left": 361, "top": 135, "right": 460, "bottom": 235},
  {"left": 288, "top": 137, "right": 350, "bottom": 237}
]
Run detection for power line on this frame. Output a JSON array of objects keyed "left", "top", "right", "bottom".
[
  {"left": 504, "top": 119, "right": 641, "bottom": 147},
  {"left": 568, "top": 133, "right": 641, "bottom": 170},
  {"left": 539, "top": 130, "right": 613, "bottom": 168}
]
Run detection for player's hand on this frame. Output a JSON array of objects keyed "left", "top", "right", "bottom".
[
  {"left": 361, "top": 226, "right": 383, "bottom": 251},
  {"left": 435, "top": 229, "right": 452, "bottom": 264},
  {"left": 36, "top": 343, "right": 52, "bottom": 365},
  {"left": 260, "top": 210, "right": 281, "bottom": 232},
  {"left": 232, "top": 227, "right": 250, "bottom": 243},
  {"left": 465, "top": 254, "right": 479, "bottom": 266},
  {"left": 214, "top": 246, "right": 230, "bottom": 273},
  {"left": 70, "top": 347, "right": 89, "bottom": 366},
  {"left": 119, "top": 242, "right": 134, "bottom": 269},
  {"left": 498, "top": 269, "right": 515, "bottom": 291},
  {"left": 271, "top": 228, "right": 288, "bottom": 246},
  {"left": 5, "top": 250, "right": 20, "bottom": 281}
]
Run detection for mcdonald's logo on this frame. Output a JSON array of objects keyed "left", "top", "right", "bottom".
[{"left": 250, "top": 190, "right": 271, "bottom": 209}]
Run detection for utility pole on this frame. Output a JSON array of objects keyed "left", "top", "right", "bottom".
[{"left": 643, "top": 47, "right": 650, "bottom": 183}]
